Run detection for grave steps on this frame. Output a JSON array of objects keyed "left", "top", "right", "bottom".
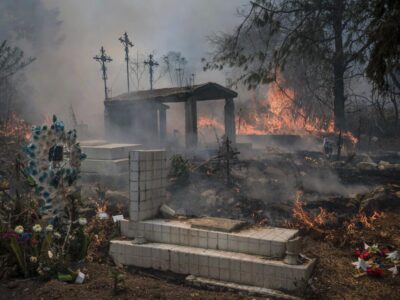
[
  {"left": 110, "top": 240, "right": 315, "bottom": 291},
  {"left": 109, "top": 150, "right": 316, "bottom": 292},
  {"left": 120, "top": 219, "right": 298, "bottom": 258}
]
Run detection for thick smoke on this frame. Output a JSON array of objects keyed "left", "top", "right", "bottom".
[{"left": 8, "top": 0, "right": 248, "bottom": 138}]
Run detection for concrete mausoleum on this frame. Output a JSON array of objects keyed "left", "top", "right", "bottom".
[{"left": 104, "top": 82, "right": 238, "bottom": 148}]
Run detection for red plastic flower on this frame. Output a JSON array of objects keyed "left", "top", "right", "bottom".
[
  {"left": 360, "top": 251, "right": 370, "bottom": 260},
  {"left": 367, "top": 267, "right": 384, "bottom": 277},
  {"left": 354, "top": 249, "right": 370, "bottom": 260}
]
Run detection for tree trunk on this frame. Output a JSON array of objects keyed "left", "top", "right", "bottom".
[{"left": 332, "top": 0, "right": 346, "bottom": 131}]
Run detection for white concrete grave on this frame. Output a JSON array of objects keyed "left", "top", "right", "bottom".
[{"left": 110, "top": 149, "right": 316, "bottom": 291}]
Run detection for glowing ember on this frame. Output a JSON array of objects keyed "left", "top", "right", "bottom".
[{"left": 0, "top": 112, "right": 31, "bottom": 141}]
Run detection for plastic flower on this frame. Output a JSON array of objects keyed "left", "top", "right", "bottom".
[
  {"left": 45, "top": 224, "right": 54, "bottom": 232},
  {"left": 30, "top": 256, "right": 38, "bottom": 263},
  {"left": 78, "top": 217, "right": 87, "bottom": 225},
  {"left": 366, "top": 267, "right": 384, "bottom": 277},
  {"left": 386, "top": 250, "right": 399, "bottom": 262},
  {"left": 32, "top": 224, "right": 42, "bottom": 232},
  {"left": 352, "top": 258, "right": 369, "bottom": 271},
  {"left": 14, "top": 225, "right": 24, "bottom": 234}
]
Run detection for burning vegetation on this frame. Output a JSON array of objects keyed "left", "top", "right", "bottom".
[{"left": 1, "top": 0, "right": 400, "bottom": 299}]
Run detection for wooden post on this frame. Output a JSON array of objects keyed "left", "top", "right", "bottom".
[
  {"left": 159, "top": 107, "right": 167, "bottom": 144},
  {"left": 185, "top": 97, "right": 198, "bottom": 148},
  {"left": 224, "top": 98, "right": 236, "bottom": 144}
]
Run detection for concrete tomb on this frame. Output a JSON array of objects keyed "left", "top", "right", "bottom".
[{"left": 110, "top": 149, "right": 315, "bottom": 291}]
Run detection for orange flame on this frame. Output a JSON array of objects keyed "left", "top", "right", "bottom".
[
  {"left": 346, "top": 211, "right": 384, "bottom": 232},
  {"left": 96, "top": 201, "right": 108, "bottom": 213},
  {"left": 197, "top": 75, "right": 358, "bottom": 144},
  {"left": 291, "top": 191, "right": 335, "bottom": 230},
  {"left": 198, "top": 116, "right": 224, "bottom": 131},
  {"left": 236, "top": 78, "right": 335, "bottom": 136},
  {"left": 0, "top": 112, "right": 31, "bottom": 141}
]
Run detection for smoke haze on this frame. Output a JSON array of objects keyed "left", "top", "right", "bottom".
[{"left": 18, "top": 0, "right": 248, "bottom": 136}]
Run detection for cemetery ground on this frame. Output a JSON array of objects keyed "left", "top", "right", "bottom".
[{"left": 1, "top": 134, "right": 400, "bottom": 299}]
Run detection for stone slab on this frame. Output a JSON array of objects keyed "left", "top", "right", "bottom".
[
  {"left": 79, "top": 139, "right": 108, "bottom": 146},
  {"left": 81, "top": 158, "right": 128, "bottom": 174},
  {"left": 82, "top": 143, "right": 142, "bottom": 160},
  {"left": 120, "top": 219, "right": 298, "bottom": 258},
  {"left": 189, "top": 217, "right": 247, "bottom": 233},
  {"left": 186, "top": 275, "right": 302, "bottom": 299},
  {"left": 110, "top": 240, "right": 316, "bottom": 291}
]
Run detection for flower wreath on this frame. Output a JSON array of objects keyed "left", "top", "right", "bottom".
[{"left": 24, "top": 115, "right": 86, "bottom": 216}]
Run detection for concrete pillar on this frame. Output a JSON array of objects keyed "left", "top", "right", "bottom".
[
  {"left": 185, "top": 97, "right": 198, "bottom": 148},
  {"left": 159, "top": 108, "right": 167, "bottom": 144},
  {"left": 224, "top": 98, "right": 236, "bottom": 144},
  {"left": 129, "top": 150, "right": 167, "bottom": 221}
]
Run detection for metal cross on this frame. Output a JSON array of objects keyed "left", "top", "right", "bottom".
[{"left": 93, "top": 46, "right": 112, "bottom": 100}]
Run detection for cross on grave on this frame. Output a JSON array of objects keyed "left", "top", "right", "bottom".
[
  {"left": 93, "top": 46, "right": 112, "bottom": 100},
  {"left": 119, "top": 32, "right": 134, "bottom": 93},
  {"left": 144, "top": 54, "right": 159, "bottom": 90}
]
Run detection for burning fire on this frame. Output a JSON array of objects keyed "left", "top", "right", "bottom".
[
  {"left": 346, "top": 211, "right": 385, "bottom": 232},
  {"left": 197, "top": 75, "right": 357, "bottom": 144},
  {"left": 0, "top": 112, "right": 32, "bottom": 141},
  {"left": 198, "top": 116, "right": 224, "bottom": 131},
  {"left": 291, "top": 191, "right": 335, "bottom": 230},
  {"left": 236, "top": 77, "right": 338, "bottom": 136},
  {"left": 96, "top": 201, "right": 108, "bottom": 214}
]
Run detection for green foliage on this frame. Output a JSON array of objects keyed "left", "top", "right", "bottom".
[{"left": 110, "top": 266, "right": 126, "bottom": 295}]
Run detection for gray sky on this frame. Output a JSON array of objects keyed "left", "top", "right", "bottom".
[{"left": 26, "top": 0, "right": 248, "bottom": 132}]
